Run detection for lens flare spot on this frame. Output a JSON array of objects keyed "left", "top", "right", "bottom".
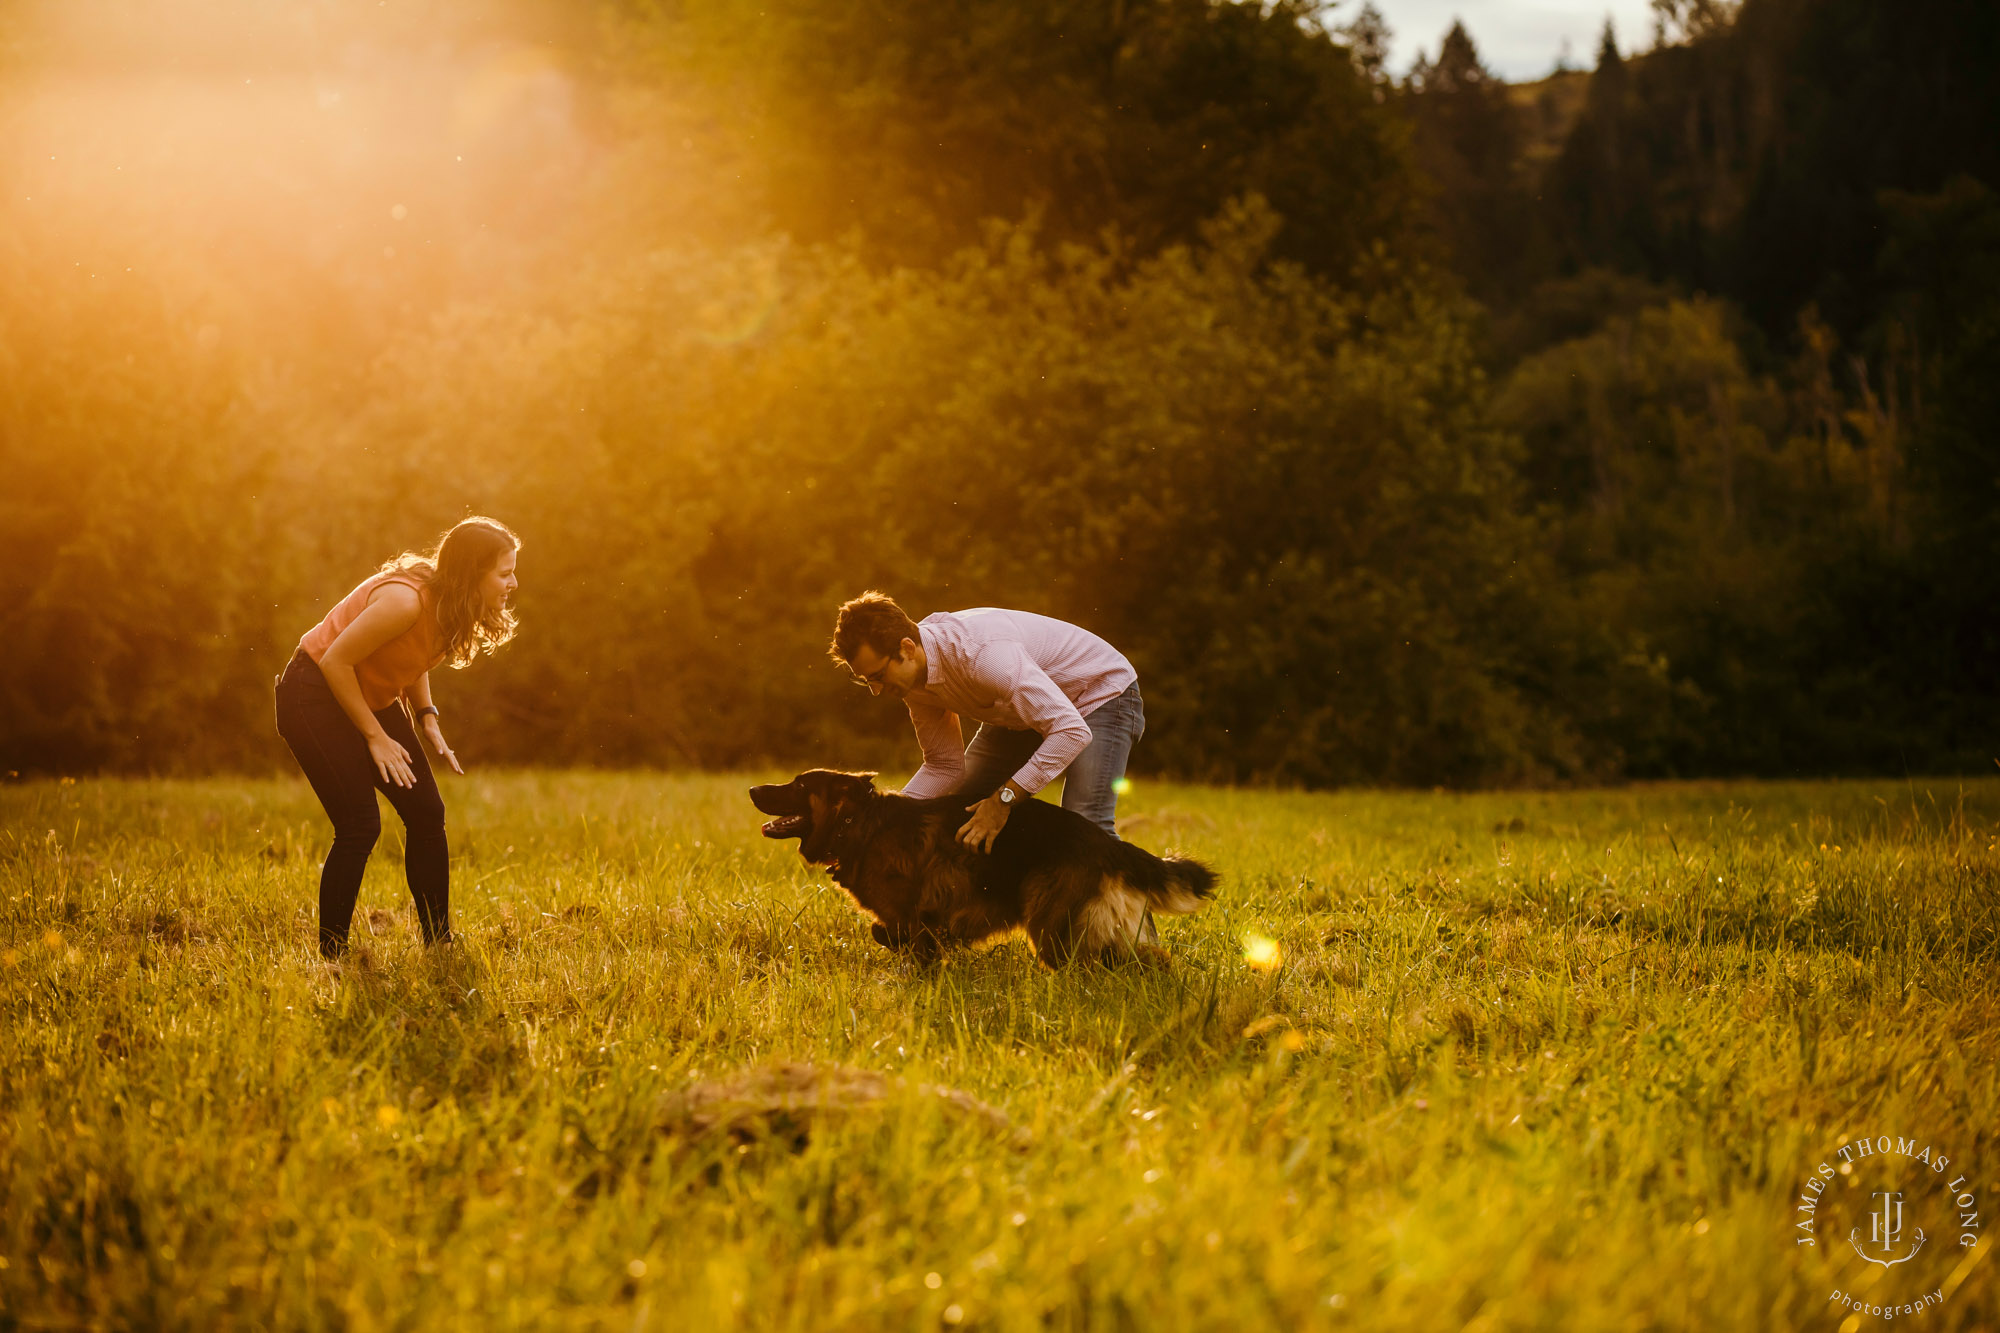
[
  {"left": 1242, "top": 931, "right": 1282, "bottom": 971},
  {"left": 1112, "top": 777, "right": 1132, "bottom": 796},
  {"left": 376, "top": 1104, "right": 402, "bottom": 1128}
]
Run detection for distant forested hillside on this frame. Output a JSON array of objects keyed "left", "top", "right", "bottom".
[{"left": 1403, "top": 0, "right": 2000, "bottom": 774}]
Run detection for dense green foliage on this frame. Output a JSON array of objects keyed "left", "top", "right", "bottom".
[
  {"left": 0, "top": 246, "right": 277, "bottom": 767},
  {"left": 5, "top": 773, "right": 1999, "bottom": 1328},
  {"left": 361, "top": 206, "right": 1600, "bottom": 785},
  {"left": 1543, "top": 0, "right": 2000, "bottom": 336},
  {"left": 1490, "top": 0, "right": 2000, "bottom": 776},
  {"left": 655, "top": 0, "right": 1415, "bottom": 275},
  {"left": 0, "top": 0, "right": 1994, "bottom": 781}
]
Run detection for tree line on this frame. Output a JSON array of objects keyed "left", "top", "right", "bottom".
[{"left": 2, "top": 0, "right": 1993, "bottom": 782}]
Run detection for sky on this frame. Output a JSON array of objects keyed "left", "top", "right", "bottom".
[{"left": 1358, "top": 1, "right": 1663, "bottom": 81}]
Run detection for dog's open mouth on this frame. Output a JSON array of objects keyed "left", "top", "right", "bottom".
[{"left": 750, "top": 782, "right": 812, "bottom": 839}]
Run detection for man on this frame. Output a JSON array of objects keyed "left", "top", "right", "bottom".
[{"left": 830, "top": 590, "right": 1158, "bottom": 942}]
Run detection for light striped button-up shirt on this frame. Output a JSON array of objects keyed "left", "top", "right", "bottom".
[{"left": 899, "top": 608, "right": 1137, "bottom": 799}]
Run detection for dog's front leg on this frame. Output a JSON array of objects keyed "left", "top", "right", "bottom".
[
  {"left": 870, "top": 918, "right": 943, "bottom": 962},
  {"left": 870, "top": 919, "right": 922, "bottom": 951}
]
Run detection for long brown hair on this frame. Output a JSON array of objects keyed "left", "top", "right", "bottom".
[{"left": 380, "top": 516, "right": 520, "bottom": 668}]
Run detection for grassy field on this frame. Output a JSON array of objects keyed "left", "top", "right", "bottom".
[{"left": 3, "top": 771, "right": 1999, "bottom": 1331}]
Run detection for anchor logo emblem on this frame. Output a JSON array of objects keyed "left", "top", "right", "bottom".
[{"left": 1850, "top": 1190, "right": 1926, "bottom": 1267}]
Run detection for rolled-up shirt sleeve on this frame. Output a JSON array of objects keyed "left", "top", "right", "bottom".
[
  {"left": 977, "top": 643, "right": 1092, "bottom": 795},
  {"left": 899, "top": 699, "right": 966, "bottom": 799}
]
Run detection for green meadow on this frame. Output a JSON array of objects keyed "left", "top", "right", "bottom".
[{"left": 3, "top": 773, "right": 1997, "bottom": 1331}]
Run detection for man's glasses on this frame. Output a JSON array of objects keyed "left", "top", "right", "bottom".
[{"left": 852, "top": 659, "right": 896, "bottom": 688}]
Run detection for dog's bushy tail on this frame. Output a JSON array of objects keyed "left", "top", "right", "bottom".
[{"left": 1110, "top": 839, "right": 1217, "bottom": 915}]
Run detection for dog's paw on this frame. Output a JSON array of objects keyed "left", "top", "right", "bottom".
[{"left": 1096, "top": 942, "right": 1171, "bottom": 969}]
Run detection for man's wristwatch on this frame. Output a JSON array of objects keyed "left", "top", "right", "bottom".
[
  {"left": 997, "top": 786, "right": 1016, "bottom": 806},
  {"left": 414, "top": 705, "right": 440, "bottom": 722}
]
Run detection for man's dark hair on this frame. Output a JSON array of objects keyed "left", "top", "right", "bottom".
[{"left": 831, "top": 591, "right": 921, "bottom": 669}]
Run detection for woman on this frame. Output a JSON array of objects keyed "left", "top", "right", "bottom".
[{"left": 275, "top": 517, "right": 520, "bottom": 958}]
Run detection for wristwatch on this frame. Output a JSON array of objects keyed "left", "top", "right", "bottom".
[
  {"left": 997, "top": 786, "right": 1016, "bottom": 806},
  {"left": 414, "top": 705, "right": 440, "bottom": 721}
]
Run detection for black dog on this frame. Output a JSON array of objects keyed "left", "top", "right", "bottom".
[{"left": 750, "top": 769, "right": 1216, "bottom": 966}]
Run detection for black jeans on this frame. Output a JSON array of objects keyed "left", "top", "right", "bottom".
[{"left": 274, "top": 650, "right": 449, "bottom": 956}]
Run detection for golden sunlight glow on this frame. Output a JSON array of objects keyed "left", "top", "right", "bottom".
[
  {"left": 695, "top": 248, "right": 784, "bottom": 346},
  {"left": 0, "top": 0, "right": 695, "bottom": 396}
]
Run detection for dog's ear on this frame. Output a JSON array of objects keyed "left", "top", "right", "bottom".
[
  {"left": 824, "top": 771, "right": 877, "bottom": 802},
  {"left": 798, "top": 769, "right": 878, "bottom": 803}
]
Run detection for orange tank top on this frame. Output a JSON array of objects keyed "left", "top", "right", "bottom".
[{"left": 298, "top": 571, "right": 446, "bottom": 711}]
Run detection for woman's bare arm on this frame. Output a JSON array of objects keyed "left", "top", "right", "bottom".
[
  {"left": 318, "top": 583, "right": 423, "bottom": 786},
  {"left": 404, "top": 671, "right": 462, "bottom": 774}
]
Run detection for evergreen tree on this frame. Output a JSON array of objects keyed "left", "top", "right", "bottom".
[{"left": 1404, "top": 21, "right": 1540, "bottom": 301}]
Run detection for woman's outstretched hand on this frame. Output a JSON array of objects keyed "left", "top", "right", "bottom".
[
  {"left": 422, "top": 715, "right": 463, "bottom": 775},
  {"left": 368, "top": 731, "right": 417, "bottom": 788}
]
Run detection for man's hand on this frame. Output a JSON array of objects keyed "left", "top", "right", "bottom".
[
  {"left": 422, "top": 715, "right": 463, "bottom": 775},
  {"left": 956, "top": 790, "right": 1014, "bottom": 853}
]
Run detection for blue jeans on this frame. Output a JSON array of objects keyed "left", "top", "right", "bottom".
[
  {"left": 952, "top": 682, "right": 1146, "bottom": 836},
  {"left": 952, "top": 683, "right": 1154, "bottom": 945}
]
